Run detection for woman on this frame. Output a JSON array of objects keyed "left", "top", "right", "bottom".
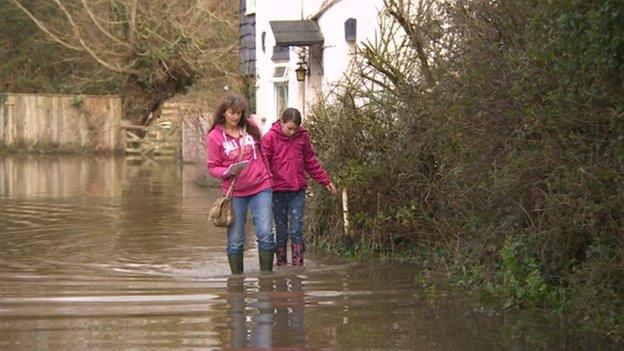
[
  {"left": 205, "top": 94, "right": 274, "bottom": 274},
  {"left": 262, "top": 107, "right": 337, "bottom": 266}
]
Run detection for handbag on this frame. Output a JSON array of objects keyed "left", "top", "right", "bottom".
[
  {"left": 208, "top": 126, "right": 247, "bottom": 227},
  {"left": 208, "top": 185, "right": 235, "bottom": 227}
]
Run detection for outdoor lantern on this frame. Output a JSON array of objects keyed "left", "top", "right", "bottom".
[{"left": 295, "top": 61, "right": 307, "bottom": 82}]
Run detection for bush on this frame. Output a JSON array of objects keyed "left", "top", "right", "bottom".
[{"left": 306, "top": 0, "right": 624, "bottom": 341}]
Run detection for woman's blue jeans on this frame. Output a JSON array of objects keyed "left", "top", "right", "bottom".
[
  {"left": 272, "top": 189, "right": 306, "bottom": 247},
  {"left": 226, "top": 189, "right": 275, "bottom": 255}
]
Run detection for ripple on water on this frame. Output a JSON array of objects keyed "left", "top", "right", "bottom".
[{"left": 0, "top": 157, "right": 620, "bottom": 351}]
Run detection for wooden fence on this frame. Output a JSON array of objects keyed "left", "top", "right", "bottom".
[{"left": 0, "top": 93, "right": 122, "bottom": 152}]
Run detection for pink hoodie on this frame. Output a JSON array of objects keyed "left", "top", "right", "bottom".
[
  {"left": 262, "top": 121, "right": 331, "bottom": 192},
  {"left": 205, "top": 121, "right": 271, "bottom": 197}
]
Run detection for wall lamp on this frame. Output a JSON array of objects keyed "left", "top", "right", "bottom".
[{"left": 295, "top": 60, "right": 308, "bottom": 82}]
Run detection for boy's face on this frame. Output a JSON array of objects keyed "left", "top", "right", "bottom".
[{"left": 280, "top": 120, "right": 299, "bottom": 137}]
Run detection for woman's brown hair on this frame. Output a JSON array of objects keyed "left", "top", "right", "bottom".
[{"left": 212, "top": 93, "right": 261, "bottom": 141}]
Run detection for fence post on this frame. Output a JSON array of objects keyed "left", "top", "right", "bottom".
[{"left": 342, "top": 187, "right": 351, "bottom": 237}]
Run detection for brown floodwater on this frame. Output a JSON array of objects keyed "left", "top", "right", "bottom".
[{"left": 0, "top": 155, "right": 619, "bottom": 350}]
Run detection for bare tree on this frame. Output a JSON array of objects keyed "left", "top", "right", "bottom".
[{"left": 9, "top": 0, "right": 238, "bottom": 125}]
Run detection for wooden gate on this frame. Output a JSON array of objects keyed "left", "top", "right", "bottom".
[{"left": 122, "top": 120, "right": 180, "bottom": 160}]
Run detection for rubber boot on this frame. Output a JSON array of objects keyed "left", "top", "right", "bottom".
[
  {"left": 227, "top": 253, "right": 244, "bottom": 275},
  {"left": 275, "top": 245, "right": 288, "bottom": 266},
  {"left": 292, "top": 243, "right": 305, "bottom": 266},
  {"left": 258, "top": 249, "right": 274, "bottom": 273}
]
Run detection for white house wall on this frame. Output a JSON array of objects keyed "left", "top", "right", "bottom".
[
  {"left": 254, "top": 0, "right": 383, "bottom": 133},
  {"left": 315, "top": 0, "right": 383, "bottom": 94}
]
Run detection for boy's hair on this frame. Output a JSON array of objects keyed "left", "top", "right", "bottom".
[{"left": 280, "top": 107, "right": 302, "bottom": 126}]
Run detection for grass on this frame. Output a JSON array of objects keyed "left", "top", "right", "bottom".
[{"left": 0, "top": 140, "right": 120, "bottom": 155}]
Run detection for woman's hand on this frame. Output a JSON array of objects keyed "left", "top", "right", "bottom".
[{"left": 229, "top": 166, "right": 244, "bottom": 176}]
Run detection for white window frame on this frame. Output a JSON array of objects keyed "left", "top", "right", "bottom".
[
  {"left": 245, "top": 0, "right": 256, "bottom": 15},
  {"left": 270, "top": 65, "right": 289, "bottom": 82},
  {"left": 274, "top": 83, "right": 289, "bottom": 119}
]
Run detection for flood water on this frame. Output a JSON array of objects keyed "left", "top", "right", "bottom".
[{"left": 0, "top": 156, "right": 619, "bottom": 350}]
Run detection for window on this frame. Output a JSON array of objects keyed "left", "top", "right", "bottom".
[
  {"left": 345, "top": 18, "right": 357, "bottom": 43},
  {"left": 271, "top": 66, "right": 288, "bottom": 81},
  {"left": 274, "top": 83, "right": 289, "bottom": 118},
  {"left": 245, "top": 0, "right": 256, "bottom": 15},
  {"left": 261, "top": 31, "right": 266, "bottom": 52}
]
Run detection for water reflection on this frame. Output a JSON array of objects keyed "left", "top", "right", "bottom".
[
  {"left": 224, "top": 275, "right": 306, "bottom": 349},
  {"left": 0, "top": 155, "right": 123, "bottom": 198}
]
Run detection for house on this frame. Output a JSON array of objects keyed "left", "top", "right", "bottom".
[{"left": 239, "top": 0, "right": 384, "bottom": 133}]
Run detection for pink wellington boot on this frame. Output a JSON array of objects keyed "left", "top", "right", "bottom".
[
  {"left": 292, "top": 243, "right": 305, "bottom": 266},
  {"left": 275, "top": 245, "right": 288, "bottom": 266}
]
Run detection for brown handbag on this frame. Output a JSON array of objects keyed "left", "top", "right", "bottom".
[
  {"left": 208, "top": 186, "right": 235, "bottom": 227},
  {"left": 208, "top": 126, "right": 246, "bottom": 227}
]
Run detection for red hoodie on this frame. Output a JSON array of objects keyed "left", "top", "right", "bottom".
[
  {"left": 205, "top": 121, "right": 271, "bottom": 197},
  {"left": 262, "top": 121, "right": 331, "bottom": 192}
]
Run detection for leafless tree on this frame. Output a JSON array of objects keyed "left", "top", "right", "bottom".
[{"left": 10, "top": 0, "right": 238, "bottom": 125}]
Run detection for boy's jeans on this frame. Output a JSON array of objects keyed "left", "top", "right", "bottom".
[
  {"left": 273, "top": 189, "right": 306, "bottom": 247},
  {"left": 226, "top": 188, "right": 275, "bottom": 255}
]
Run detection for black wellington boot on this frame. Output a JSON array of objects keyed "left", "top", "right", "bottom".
[
  {"left": 227, "top": 253, "right": 244, "bottom": 275},
  {"left": 258, "top": 249, "right": 274, "bottom": 273}
]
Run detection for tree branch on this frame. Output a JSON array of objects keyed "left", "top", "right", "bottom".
[
  {"left": 385, "top": 0, "right": 434, "bottom": 86},
  {"left": 9, "top": 0, "right": 84, "bottom": 51},
  {"left": 51, "top": 0, "right": 140, "bottom": 74},
  {"left": 80, "top": 0, "right": 133, "bottom": 51}
]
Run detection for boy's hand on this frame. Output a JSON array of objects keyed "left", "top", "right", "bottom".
[{"left": 326, "top": 182, "right": 337, "bottom": 194}]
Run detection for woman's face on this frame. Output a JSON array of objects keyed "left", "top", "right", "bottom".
[
  {"left": 280, "top": 120, "right": 299, "bottom": 137},
  {"left": 224, "top": 108, "right": 242, "bottom": 128}
]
